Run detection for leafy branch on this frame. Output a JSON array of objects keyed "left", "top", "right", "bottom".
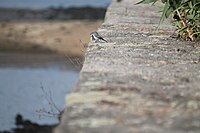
[{"left": 136, "top": 0, "right": 200, "bottom": 41}]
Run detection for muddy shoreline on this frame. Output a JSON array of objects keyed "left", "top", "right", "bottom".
[
  {"left": 0, "top": 7, "right": 105, "bottom": 57},
  {"left": 0, "top": 20, "right": 103, "bottom": 57},
  {"left": 0, "top": 113, "right": 57, "bottom": 133}
]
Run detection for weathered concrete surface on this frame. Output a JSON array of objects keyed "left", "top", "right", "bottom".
[{"left": 55, "top": 0, "right": 200, "bottom": 133}]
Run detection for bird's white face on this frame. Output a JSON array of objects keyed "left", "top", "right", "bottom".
[
  {"left": 90, "top": 34, "right": 95, "bottom": 41},
  {"left": 90, "top": 32, "right": 95, "bottom": 37}
]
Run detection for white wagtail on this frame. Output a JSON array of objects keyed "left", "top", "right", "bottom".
[{"left": 90, "top": 32, "right": 107, "bottom": 43}]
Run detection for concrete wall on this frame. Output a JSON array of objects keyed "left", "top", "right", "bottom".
[{"left": 55, "top": 0, "right": 200, "bottom": 133}]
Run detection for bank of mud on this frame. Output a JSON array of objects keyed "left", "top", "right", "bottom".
[
  {"left": 0, "top": 20, "right": 102, "bottom": 57},
  {"left": 0, "top": 7, "right": 106, "bottom": 57}
]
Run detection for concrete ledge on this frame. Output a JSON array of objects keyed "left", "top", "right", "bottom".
[{"left": 55, "top": 0, "right": 200, "bottom": 133}]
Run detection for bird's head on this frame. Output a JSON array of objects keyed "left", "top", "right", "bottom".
[{"left": 90, "top": 32, "right": 98, "bottom": 37}]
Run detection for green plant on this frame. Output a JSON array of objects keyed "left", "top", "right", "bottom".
[{"left": 136, "top": 0, "right": 200, "bottom": 41}]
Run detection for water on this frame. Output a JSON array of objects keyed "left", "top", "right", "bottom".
[
  {"left": 0, "top": 53, "right": 79, "bottom": 131},
  {"left": 0, "top": 0, "right": 111, "bottom": 8}
]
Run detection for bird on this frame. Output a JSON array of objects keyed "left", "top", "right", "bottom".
[{"left": 90, "top": 32, "right": 107, "bottom": 43}]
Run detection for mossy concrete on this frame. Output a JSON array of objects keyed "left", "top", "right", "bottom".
[{"left": 55, "top": 0, "right": 200, "bottom": 133}]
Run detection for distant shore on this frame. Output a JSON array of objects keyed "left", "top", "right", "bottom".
[
  {"left": 0, "top": 20, "right": 103, "bottom": 57},
  {"left": 0, "top": 7, "right": 106, "bottom": 21},
  {"left": 0, "top": 7, "right": 105, "bottom": 57}
]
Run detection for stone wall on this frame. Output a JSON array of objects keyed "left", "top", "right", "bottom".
[{"left": 55, "top": 0, "right": 200, "bottom": 133}]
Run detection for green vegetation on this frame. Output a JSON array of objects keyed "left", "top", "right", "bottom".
[{"left": 136, "top": 0, "right": 200, "bottom": 41}]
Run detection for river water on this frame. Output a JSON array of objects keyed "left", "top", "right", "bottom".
[
  {"left": 0, "top": 0, "right": 110, "bottom": 8},
  {"left": 0, "top": 52, "right": 80, "bottom": 131}
]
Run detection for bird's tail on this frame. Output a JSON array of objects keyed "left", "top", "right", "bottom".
[{"left": 101, "top": 38, "right": 108, "bottom": 42}]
